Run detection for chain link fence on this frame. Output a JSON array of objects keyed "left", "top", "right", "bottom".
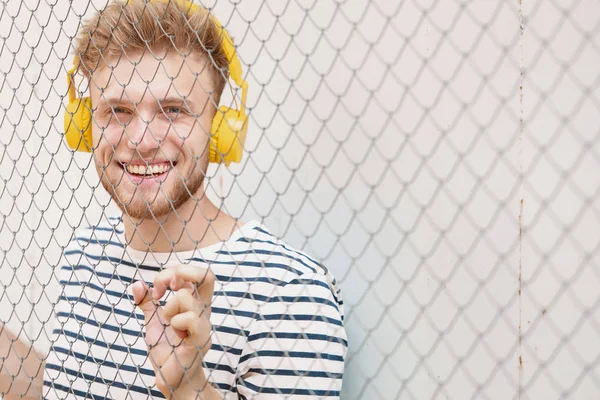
[{"left": 0, "top": 0, "right": 598, "bottom": 398}]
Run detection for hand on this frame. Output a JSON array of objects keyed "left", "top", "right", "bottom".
[{"left": 132, "top": 265, "right": 216, "bottom": 399}]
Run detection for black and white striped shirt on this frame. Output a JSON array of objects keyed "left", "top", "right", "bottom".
[{"left": 43, "top": 216, "right": 347, "bottom": 399}]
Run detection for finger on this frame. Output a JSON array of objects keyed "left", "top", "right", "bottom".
[
  {"left": 170, "top": 311, "right": 212, "bottom": 350},
  {"left": 132, "top": 281, "right": 156, "bottom": 315},
  {"left": 171, "top": 266, "right": 215, "bottom": 306},
  {"left": 195, "top": 271, "right": 215, "bottom": 307},
  {"left": 131, "top": 281, "right": 163, "bottom": 327},
  {"left": 152, "top": 269, "right": 176, "bottom": 301},
  {"left": 153, "top": 269, "right": 192, "bottom": 300},
  {"left": 153, "top": 265, "right": 215, "bottom": 302},
  {"left": 162, "top": 288, "right": 198, "bottom": 323},
  {"left": 169, "top": 274, "right": 187, "bottom": 291},
  {"left": 164, "top": 288, "right": 210, "bottom": 340}
]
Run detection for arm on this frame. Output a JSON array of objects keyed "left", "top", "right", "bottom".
[
  {"left": 237, "top": 273, "right": 348, "bottom": 399},
  {"left": 132, "top": 266, "right": 221, "bottom": 400},
  {"left": 0, "top": 324, "right": 45, "bottom": 399}
]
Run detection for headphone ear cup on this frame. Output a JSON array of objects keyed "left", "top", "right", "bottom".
[
  {"left": 64, "top": 97, "right": 93, "bottom": 152},
  {"left": 210, "top": 106, "right": 248, "bottom": 166}
]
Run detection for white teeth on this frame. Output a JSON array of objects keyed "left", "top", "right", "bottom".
[{"left": 126, "top": 164, "right": 170, "bottom": 175}]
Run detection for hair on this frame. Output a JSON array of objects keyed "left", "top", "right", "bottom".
[{"left": 73, "top": 0, "right": 230, "bottom": 103}]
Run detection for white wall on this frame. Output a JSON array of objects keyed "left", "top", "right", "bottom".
[{"left": 0, "top": 0, "right": 598, "bottom": 398}]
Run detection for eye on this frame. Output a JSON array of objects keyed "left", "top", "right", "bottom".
[
  {"left": 111, "top": 106, "right": 129, "bottom": 114},
  {"left": 163, "top": 106, "right": 181, "bottom": 114}
]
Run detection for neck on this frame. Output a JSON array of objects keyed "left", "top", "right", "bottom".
[{"left": 122, "top": 188, "right": 240, "bottom": 253}]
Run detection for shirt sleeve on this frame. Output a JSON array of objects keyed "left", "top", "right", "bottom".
[{"left": 236, "top": 272, "right": 348, "bottom": 399}]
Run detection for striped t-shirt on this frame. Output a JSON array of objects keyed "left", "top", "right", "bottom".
[{"left": 43, "top": 216, "right": 347, "bottom": 399}]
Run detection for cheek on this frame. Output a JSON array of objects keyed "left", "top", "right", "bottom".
[
  {"left": 168, "top": 122, "right": 211, "bottom": 152},
  {"left": 92, "top": 127, "right": 131, "bottom": 170},
  {"left": 91, "top": 108, "right": 121, "bottom": 148}
]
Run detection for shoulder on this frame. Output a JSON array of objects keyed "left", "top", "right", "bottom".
[{"left": 233, "top": 221, "right": 344, "bottom": 307}]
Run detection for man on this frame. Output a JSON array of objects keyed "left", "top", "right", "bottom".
[{"left": 0, "top": 0, "right": 347, "bottom": 398}]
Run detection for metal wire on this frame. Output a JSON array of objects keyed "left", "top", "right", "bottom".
[{"left": 0, "top": 0, "right": 598, "bottom": 399}]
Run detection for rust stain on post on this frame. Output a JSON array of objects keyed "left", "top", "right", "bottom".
[
  {"left": 518, "top": 197, "right": 524, "bottom": 397},
  {"left": 517, "top": 0, "right": 525, "bottom": 396}
]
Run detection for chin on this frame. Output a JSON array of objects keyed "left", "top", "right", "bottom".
[
  {"left": 121, "top": 194, "right": 175, "bottom": 221},
  {"left": 99, "top": 163, "right": 205, "bottom": 221}
]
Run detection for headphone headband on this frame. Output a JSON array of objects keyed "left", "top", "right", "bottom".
[{"left": 68, "top": 0, "right": 247, "bottom": 113}]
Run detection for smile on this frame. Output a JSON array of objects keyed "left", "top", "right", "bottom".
[
  {"left": 119, "top": 161, "right": 176, "bottom": 182},
  {"left": 125, "top": 163, "right": 171, "bottom": 175}
]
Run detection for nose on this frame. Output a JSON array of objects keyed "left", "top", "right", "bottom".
[{"left": 125, "top": 114, "right": 161, "bottom": 153}]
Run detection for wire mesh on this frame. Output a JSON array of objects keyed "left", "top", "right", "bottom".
[{"left": 0, "top": 0, "right": 598, "bottom": 399}]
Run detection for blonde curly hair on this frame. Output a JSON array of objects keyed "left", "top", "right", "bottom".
[{"left": 73, "top": 0, "right": 230, "bottom": 102}]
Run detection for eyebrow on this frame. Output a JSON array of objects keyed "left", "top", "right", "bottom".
[
  {"left": 158, "top": 97, "right": 196, "bottom": 110},
  {"left": 100, "top": 96, "right": 196, "bottom": 110}
]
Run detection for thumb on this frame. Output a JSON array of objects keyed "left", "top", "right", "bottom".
[
  {"left": 132, "top": 280, "right": 157, "bottom": 317},
  {"left": 132, "top": 281, "right": 182, "bottom": 348}
]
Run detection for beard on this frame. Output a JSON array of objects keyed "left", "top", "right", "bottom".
[{"left": 97, "top": 160, "right": 206, "bottom": 221}]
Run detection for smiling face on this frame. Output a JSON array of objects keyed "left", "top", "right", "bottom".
[{"left": 90, "top": 50, "right": 218, "bottom": 221}]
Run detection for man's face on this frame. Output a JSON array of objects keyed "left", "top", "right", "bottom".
[{"left": 90, "top": 51, "right": 216, "bottom": 221}]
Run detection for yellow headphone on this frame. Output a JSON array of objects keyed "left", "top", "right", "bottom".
[{"left": 63, "top": 0, "right": 249, "bottom": 166}]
